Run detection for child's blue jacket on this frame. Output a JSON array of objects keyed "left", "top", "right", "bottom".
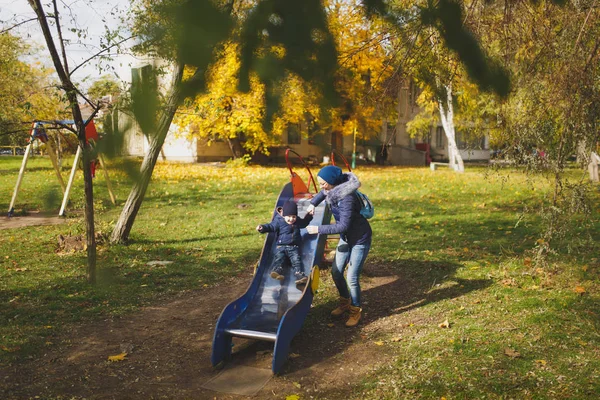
[{"left": 259, "top": 208, "right": 313, "bottom": 246}]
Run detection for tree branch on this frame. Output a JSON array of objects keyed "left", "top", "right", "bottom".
[
  {"left": 573, "top": 0, "right": 597, "bottom": 52},
  {"left": 0, "top": 18, "right": 38, "bottom": 34},
  {"left": 27, "top": 0, "right": 70, "bottom": 86},
  {"left": 69, "top": 35, "right": 136, "bottom": 77},
  {"left": 52, "top": 0, "right": 70, "bottom": 74}
]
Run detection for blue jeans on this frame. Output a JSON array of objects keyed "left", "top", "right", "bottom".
[
  {"left": 332, "top": 238, "right": 371, "bottom": 307},
  {"left": 272, "top": 245, "right": 304, "bottom": 276}
]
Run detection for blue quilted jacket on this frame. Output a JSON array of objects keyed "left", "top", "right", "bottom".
[
  {"left": 310, "top": 172, "right": 372, "bottom": 246},
  {"left": 259, "top": 208, "right": 313, "bottom": 246}
]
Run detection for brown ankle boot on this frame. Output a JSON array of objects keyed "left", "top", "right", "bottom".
[
  {"left": 330, "top": 297, "right": 351, "bottom": 317},
  {"left": 345, "top": 305, "right": 362, "bottom": 327}
]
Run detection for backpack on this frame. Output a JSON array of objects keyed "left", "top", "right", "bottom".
[{"left": 355, "top": 190, "right": 374, "bottom": 219}]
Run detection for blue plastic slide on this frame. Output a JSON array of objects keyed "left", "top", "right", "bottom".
[{"left": 211, "top": 181, "right": 331, "bottom": 374}]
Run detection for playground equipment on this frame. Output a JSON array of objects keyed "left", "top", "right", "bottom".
[
  {"left": 330, "top": 150, "right": 352, "bottom": 171},
  {"left": 7, "top": 119, "right": 115, "bottom": 217},
  {"left": 211, "top": 149, "right": 331, "bottom": 374}
]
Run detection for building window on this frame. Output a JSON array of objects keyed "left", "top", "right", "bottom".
[
  {"left": 287, "top": 123, "right": 301, "bottom": 145},
  {"left": 456, "top": 131, "right": 488, "bottom": 150},
  {"left": 435, "top": 127, "right": 444, "bottom": 149}
]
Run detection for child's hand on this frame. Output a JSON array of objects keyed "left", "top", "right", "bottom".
[
  {"left": 306, "top": 204, "right": 315, "bottom": 215},
  {"left": 256, "top": 225, "right": 263, "bottom": 232}
]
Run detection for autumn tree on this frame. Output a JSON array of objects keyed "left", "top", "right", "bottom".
[
  {"left": 109, "top": 0, "right": 235, "bottom": 243},
  {"left": 379, "top": 0, "right": 509, "bottom": 171},
  {"left": 0, "top": 32, "right": 63, "bottom": 146},
  {"left": 173, "top": 42, "right": 271, "bottom": 158},
  {"left": 174, "top": 0, "right": 397, "bottom": 160},
  {"left": 110, "top": 0, "right": 519, "bottom": 243},
  {"left": 87, "top": 75, "right": 122, "bottom": 102},
  {"left": 20, "top": 0, "right": 102, "bottom": 282},
  {"left": 111, "top": 0, "right": 339, "bottom": 242},
  {"left": 473, "top": 0, "right": 600, "bottom": 254},
  {"left": 325, "top": 0, "right": 396, "bottom": 140}
]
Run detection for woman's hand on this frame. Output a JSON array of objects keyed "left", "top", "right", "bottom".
[{"left": 306, "top": 225, "right": 319, "bottom": 234}]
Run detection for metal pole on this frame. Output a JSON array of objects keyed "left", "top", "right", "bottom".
[
  {"left": 97, "top": 155, "right": 116, "bottom": 205},
  {"left": 8, "top": 142, "right": 33, "bottom": 216},
  {"left": 45, "top": 139, "right": 66, "bottom": 192},
  {"left": 59, "top": 145, "right": 81, "bottom": 217}
]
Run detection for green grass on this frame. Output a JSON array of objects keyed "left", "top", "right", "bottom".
[{"left": 1, "top": 155, "right": 599, "bottom": 398}]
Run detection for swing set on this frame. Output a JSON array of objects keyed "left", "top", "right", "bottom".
[{"left": 7, "top": 118, "right": 116, "bottom": 217}]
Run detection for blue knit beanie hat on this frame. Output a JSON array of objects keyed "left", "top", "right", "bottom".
[
  {"left": 317, "top": 165, "right": 343, "bottom": 185},
  {"left": 282, "top": 200, "right": 298, "bottom": 216}
]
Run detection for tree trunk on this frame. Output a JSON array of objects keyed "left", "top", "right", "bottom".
[
  {"left": 438, "top": 82, "right": 464, "bottom": 172},
  {"left": 27, "top": 0, "right": 97, "bottom": 281},
  {"left": 110, "top": 64, "right": 185, "bottom": 244},
  {"left": 226, "top": 136, "right": 244, "bottom": 159},
  {"left": 79, "top": 127, "right": 97, "bottom": 283}
]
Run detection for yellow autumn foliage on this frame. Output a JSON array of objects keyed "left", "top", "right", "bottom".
[
  {"left": 171, "top": 2, "right": 397, "bottom": 152},
  {"left": 174, "top": 42, "right": 271, "bottom": 154},
  {"left": 326, "top": 0, "right": 395, "bottom": 139}
]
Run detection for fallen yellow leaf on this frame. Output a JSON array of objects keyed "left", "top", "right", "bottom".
[
  {"left": 438, "top": 319, "right": 450, "bottom": 329},
  {"left": 327, "top": 323, "right": 335, "bottom": 328},
  {"left": 575, "top": 286, "right": 586, "bottom": 294},
  {"left": 374, "top": 341, "right": 384, "bottom": 346},
  {"left": 504, "top": 348, "right": 521, "bottom": 358},
  {"left": 501, "top": 278, "right": 515, "bottom": 287},
  {"left": 286, "top": 395, "right": 300, "bottom": 400},
  {"left": 536, "top": 359, "right": 547, "bottom": 365},
  {"left": 108, "top": 352, "right": 128, "bottom": 362}
]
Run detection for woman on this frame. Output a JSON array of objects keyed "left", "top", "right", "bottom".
[{"left": 306, "top": 165, "right": 372, "bottom": 327}]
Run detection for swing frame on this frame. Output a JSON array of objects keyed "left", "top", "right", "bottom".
[{"left": 7, "top": 119, "right": 116, "bottom": 217}]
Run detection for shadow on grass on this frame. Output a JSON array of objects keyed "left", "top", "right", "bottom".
[
  {"left": 286, "top": 259, "right": 492, "bottom": 373},
  {"left": 0, "top": 242, "right": 259, "bottom": 363}
]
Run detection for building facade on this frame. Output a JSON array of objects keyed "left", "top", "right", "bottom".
[{"left": 119, "top": 65, "right": 490, "bottom": 165}]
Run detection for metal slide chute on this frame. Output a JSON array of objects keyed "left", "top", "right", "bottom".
[{"left": 211, "top": 153, "right": 330, "bottom": 374}]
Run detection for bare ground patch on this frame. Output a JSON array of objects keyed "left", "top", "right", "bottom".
[
  {"left": 0, "top": 262, "right": 477, "bottom": 400},
  {"left": 0, "top": 212, "right": 67, "bottom": 230}
]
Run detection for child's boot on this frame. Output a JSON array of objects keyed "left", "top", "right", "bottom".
[
  {"left": 345, "top": 305, "right": 362, "bottom": 327},
  {"left": 330, "top": 297, "right": 351, "bottom": 317},
  {"left": 270, "top": 269, "right": 284, "bottom": 281},
  {"left": 294, "top": 273, "right": 308, "bottom": 285}
]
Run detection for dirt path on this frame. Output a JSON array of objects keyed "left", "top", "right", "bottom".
[
  {"left": 1, "top": 263, "right": 473, "bottom": 399},
  {"left": 0, "top": 212, "right": 67, "bottom": 230}
]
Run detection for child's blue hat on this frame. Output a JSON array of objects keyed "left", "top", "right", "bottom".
[
  {"left": 317, "top": 165, "right": 343, "bottom": 185},
  {"left": 282, "top": 200, "right": 298, "bottom": 216}
]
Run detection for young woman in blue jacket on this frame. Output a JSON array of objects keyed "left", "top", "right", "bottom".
[{"left": 306, "top": 165, "right": 372, "bottom": 327}]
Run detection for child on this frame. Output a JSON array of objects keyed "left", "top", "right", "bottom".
[{"left": 256, "top": 200, "right": 313, "bottom": 285}]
